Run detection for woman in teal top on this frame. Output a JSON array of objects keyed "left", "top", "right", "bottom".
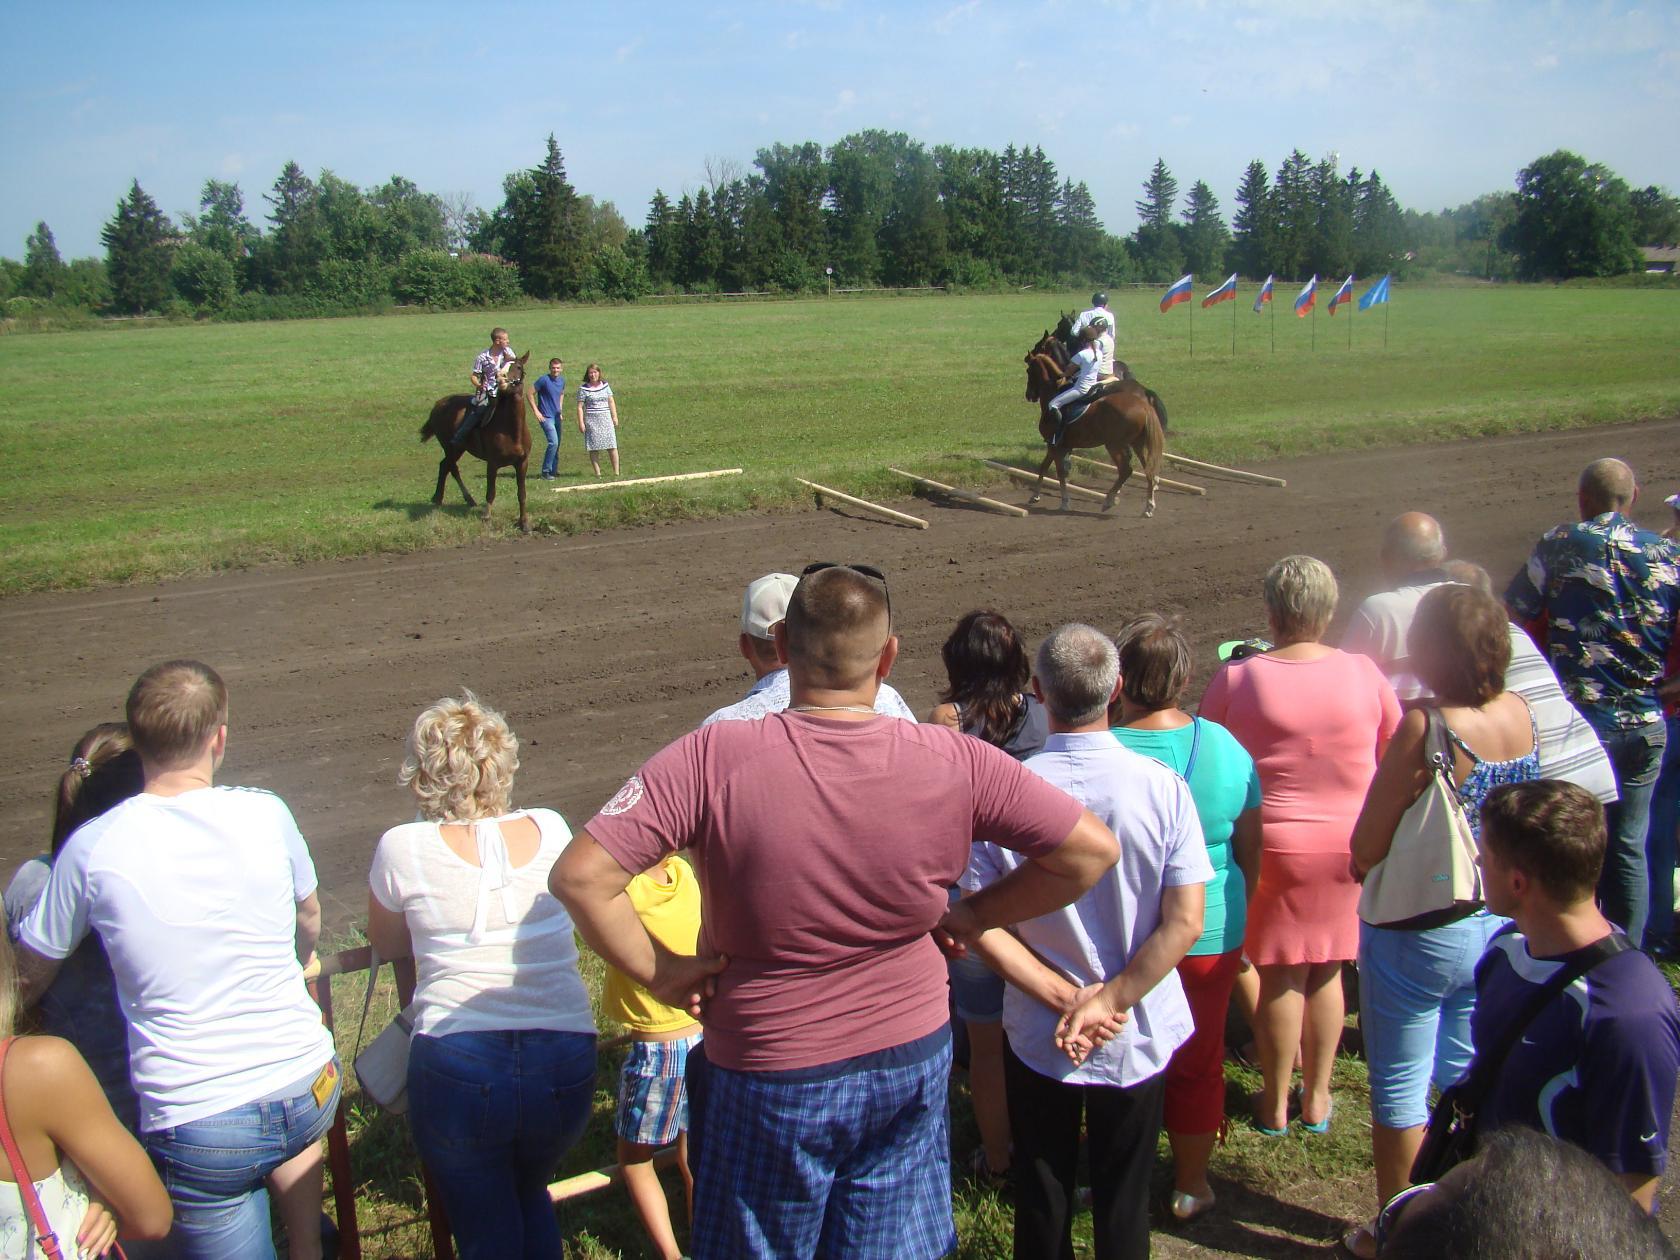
[{"left": 1111, "top": 613, "right": 1261, "bottom": 1223}]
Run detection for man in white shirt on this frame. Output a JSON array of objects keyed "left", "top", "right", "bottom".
[
  {"left": 18, "top": 660, "right": 338, "bottom": 1260},
  {"left": 963, "top": 623, "right": 1209, "bottom": 1259},
  {"left": 702, "top": 570, "right": 915, "bottom": 724},
  {"left": 1342, "top": 512, "right": 1452, "bottom": 701},
  {"left": 1070, "top": 291, "right": 1117, "bottom": 349}
]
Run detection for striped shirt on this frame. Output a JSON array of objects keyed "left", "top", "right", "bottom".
[{"left": 1504, "top": 623, "right": 1618, "bottom": 805}]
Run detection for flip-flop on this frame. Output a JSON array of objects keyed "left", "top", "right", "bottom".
[
  {"left": 1298, "top": 1104, "right": 1333, "bottom": 1135},
  {"left": 1168, "top": 1189, "right": 1217, "bottom": 1222},
  {"left": 1341, "top": 1222, "right": 1378, "bottom": 1258},
  {"left": 1248, "top": 1092, "right": 1288, "bottom": 1136}
]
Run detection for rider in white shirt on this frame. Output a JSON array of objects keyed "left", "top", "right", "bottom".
[
  {"left": 1071, "top": 292, "right": 1117, "bottom": 363},
  {"left": 1046, "top": 317, "right": 1109, "bottom": 435}
]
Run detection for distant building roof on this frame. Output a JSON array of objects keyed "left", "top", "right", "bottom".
[{"left": 1642, "top": 245, "right": 1680, "bottom": 263}]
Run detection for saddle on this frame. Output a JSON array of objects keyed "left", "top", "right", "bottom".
[{"left": 1059, "top": 377, "right": 1130, "bottom": 427}]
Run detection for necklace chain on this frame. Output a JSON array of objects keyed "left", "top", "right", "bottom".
[{"left": 788, "top": 704, "right": 877, "bottom": 715}]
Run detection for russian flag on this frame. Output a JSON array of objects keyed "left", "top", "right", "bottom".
[
  {"left": 1252, "top": 274, "right": 1274, "bottom": 313},
  {"left": 1201, "top": 273, "right": 1238, "bottom": 309},
  {"left": 1327, "top": 275, "right": 1354, "bottom": 316},
  {"left": 1159, "top": 274, "right": 1193, "bottom": 313},
  {"left": 1294, "top": 275, "right": 1318, "bottom": 318}
]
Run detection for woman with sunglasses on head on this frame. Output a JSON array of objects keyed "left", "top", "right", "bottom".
[{"left": 926, "top": 610, "right": 1049, "bottom": 1188}]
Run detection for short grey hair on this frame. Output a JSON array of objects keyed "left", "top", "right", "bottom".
[
  {"left": 1263, "top": 555, "right": 1338, "bottom": 642},
  {"left": 1034, "top": 624, "right": 1119, "bottom": 725}
]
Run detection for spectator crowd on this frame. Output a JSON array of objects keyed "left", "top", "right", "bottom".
[{"left": 4, "top": 457, "right": 1680, "bottom": 1260}]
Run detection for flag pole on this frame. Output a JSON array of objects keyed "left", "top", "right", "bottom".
[
  {"left": 1348, "top": 290, "right": 1353, "bottom": 351},
  {"left": 1270, "top": 293, "right": 1275, "bottom": 355},
  {"left": 1231, "top": 284, "right": 1237, "bottom": 356},
  {"left": 1311, "top": 300, "right": 1316, "bottom": 352},
  {"left": 1384, "top": 295, "right": 1389, "bottom": 350},
  {"left": 1189, "top": 283, "right": 1194, "bottom": 359}
]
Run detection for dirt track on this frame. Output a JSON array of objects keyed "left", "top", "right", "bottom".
[{"left": 3, "top": 419, "right": 1677, "bottom": 933}]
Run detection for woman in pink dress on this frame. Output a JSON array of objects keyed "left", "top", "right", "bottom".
[{"left": 1200, "top": 555, "right": 1400, "bottom": 1135}]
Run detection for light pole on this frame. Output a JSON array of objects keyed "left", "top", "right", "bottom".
[{"left": 825, "top": 265, "right": 833, "bottom": 298}]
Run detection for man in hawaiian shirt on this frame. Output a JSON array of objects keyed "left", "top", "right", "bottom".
[
  {"left": 449, "top": 326, "right": 516, "bottom": 448},
  {"left": 1505, "top": 458, "right": 1680, "bottom": 949}
]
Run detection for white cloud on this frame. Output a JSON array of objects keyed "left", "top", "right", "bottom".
[
  {"left": 614, "top": 36, "right": 644, "bottom": 63},
  {"left": 1532, "top": 52, "right": 1559, "bottom": 71},
  {"left": 933, "top": 0, "right": 981, "bottom": 35},
  {"left": 217, "top": 152, "right": 245, "bottom": 177},
  {"left": 824, "top": 87, "right": 858, "bottom": 118}
]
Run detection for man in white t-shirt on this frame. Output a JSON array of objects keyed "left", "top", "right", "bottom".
[
  {"left": 701, "top": 571, "right": 915, "bottom": 725},
  {"left": 965, "top": 623, "right": 1209, "bottom": 1259},
  {"left": 18, "top": 660, "right": 338, "bottom": 1260},
  {"left": 1342, "top": 512, "right": 1453, "bottom": 702}
]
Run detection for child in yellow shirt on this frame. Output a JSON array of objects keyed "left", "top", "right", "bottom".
[{"left": 604, "top": 854, "right": 703, "bottom": 1260}]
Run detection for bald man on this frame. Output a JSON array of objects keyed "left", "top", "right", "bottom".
[
  {"left": 1505, "top": 459, "right": 1680, "bottom": 950},
  {"left": 1342, "top": 511, "right": 1451, "bottom": 701},
  {"left": 552, "top": 565, "right": 1120, "bottom": 1260}
]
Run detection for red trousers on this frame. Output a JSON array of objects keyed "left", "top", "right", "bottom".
[{"left": 1163, "top": 948, "right": 1242, "bottom": 1135}]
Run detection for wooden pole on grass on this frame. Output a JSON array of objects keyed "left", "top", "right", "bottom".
[
  {"left": 1161, "top": 452, "right": 1287, "bottom": 487},
  {"left": 551, "top": 468, "right": 742, "bottom": 493},
  {"left": 886, "top": 467, "right": 1028, "bottom": 518},
  {"left": 1065, "top": 454, "right": 1207, "bottom": 497},
  {"left": 796, "top": 478, "right": 929, "bottom": 529},
  {"left": 550, "top": 1147, "right": 682, "bottom": 1204}
]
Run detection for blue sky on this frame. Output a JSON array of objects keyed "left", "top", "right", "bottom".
[{"left": 3, "top": 0, "right": 1676, "bottom": 258}]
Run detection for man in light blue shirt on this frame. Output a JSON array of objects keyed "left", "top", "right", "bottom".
[
  {"left": 702, "top": 572, "right": 915, "bottom": 725},
  {"left": 532, "top": 358, "right": 566, "bottom": 479},
  {"left": 962, "top": 622, "right": 1209, "bottom": 1259}
]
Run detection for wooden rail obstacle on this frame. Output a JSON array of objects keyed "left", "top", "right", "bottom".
[
  {"left": 1066, "top": 454, "right": 1207, "bottom": 497},
  {"left": 550, "top": 468, "right": 743, "bottom": 493},
  {"left": 796, "top": 478, "right": 930, "bottom": 529},
  {"left": 885, "top": 467, "right": 1029, "bottom": 518}
]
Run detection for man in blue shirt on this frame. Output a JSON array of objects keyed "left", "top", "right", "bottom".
[
  {"left": 1472, "top": 780, "right": 1680, "bottom": 1215},
  {"left": 1504, "top": 458, "right": 1680, "bottom": 948},
  {"left": 532, "top": 358, "right": 566, "bottom": 479}
]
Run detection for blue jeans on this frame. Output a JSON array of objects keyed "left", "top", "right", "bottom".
[
  {"left": 538, "top": 416, "right": 560, "bottom": 476},
  {"left": 1599, "top": 721, "right": 1667, "bottom": 949},
  {"left": 408, "top": 1029, "right": 597, "bottom": 1260},
  {"left": 144, "top": 1058, "right": 342, "bottom": 1260},
  {"left": 1358, "top": 914, "right": 1506, "bottom": 1129},
  {"left": 1646, "top": 715, "right": 1680, "bottom": 949}
]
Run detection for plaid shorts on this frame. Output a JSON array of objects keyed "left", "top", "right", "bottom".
[
  {"left": 616, "top": 1033, "right": 700, "bottom": 1146},
  {"left": 686, "top": 1027, "right": 954, "bottom": 1260}
]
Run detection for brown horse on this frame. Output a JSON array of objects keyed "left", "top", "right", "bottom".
[
  {"left": 1023, "top": 336, "right": 1167, "bottom": 517},
  {"left": 419, "top": 351, "right": 534, "bottom": 534}
]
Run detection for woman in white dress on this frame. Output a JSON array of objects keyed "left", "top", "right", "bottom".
[
  {"left": 575, "top": 363, "right": 620, "bottom": 477},
  {"left": 0, "top": 933, "right": 171, "bottom": 1257}
]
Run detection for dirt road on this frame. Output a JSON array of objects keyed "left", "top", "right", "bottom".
[{"left": 3, "top": 420, "right": 1676, "bottom": 933}]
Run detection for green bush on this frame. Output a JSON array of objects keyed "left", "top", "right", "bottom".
[
  {"left": 586, "top": 244, "right": 652, "bottom": 302},
  {"left": 306, "top": 258, "right": 392, "bottom": 310},
  {"left": 171, "top": 243, "right": 238, "bottom": 313},
  {"left": 392, "top": 250, "right": 523, "bottom": 309}
]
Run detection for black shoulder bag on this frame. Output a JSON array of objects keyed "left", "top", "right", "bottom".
[{"left": 1411, "top": 931, "right": 1632, "bottom": 1184}]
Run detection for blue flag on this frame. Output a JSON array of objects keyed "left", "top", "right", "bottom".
[{"left": 1358, "top": 274, "right": 1391, "bottom": 311}]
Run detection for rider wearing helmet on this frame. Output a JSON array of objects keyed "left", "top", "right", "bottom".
[
  {"left": 1045, "top": 315, "right": 1109, "bottom": 437},
  {"left": 1070, "top": 291, "right": 1118, "bottom": 380}
]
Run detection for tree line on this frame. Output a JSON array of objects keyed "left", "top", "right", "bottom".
[{"left": 4, "top": 134, "right": 1676, "bottom": 324}]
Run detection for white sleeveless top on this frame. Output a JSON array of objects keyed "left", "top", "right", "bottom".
[
  {"left": 0, "top": 1160, "right": 90, "bottom": 1259},
  {"left": 368, "top": 808, "right": 596, "bottom": 1039}
]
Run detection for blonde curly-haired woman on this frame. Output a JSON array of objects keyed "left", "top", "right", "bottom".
[{"left": 367, "top": 692, "right": 596, "bottom": 1260}]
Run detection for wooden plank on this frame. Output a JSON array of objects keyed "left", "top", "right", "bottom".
[
  {"left": 980, "top": 460, "right": 1109, "bottom": 503},
  {"left": 549, "top": 1147, "right": 681, "bottom": 1203},
  {"left": 550, "top": 468, "right": 743, "bottom": 494},
  {"left": 1067, "top": 455, "right": 1207, "bottom": 497},
  {"left": 1162, "top": 451, "right": 1287, "bottom": 487},
  {"left": 796, "top": 478, "right": 930, "bottom": 529},
  {"left": 886, "top": 467, "right": 1029, "bottom": 518}
]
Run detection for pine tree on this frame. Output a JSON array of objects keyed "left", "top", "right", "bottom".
[
  {"left": 1229, "top": 159, "right": 1276, "bottom": 277},
  {"left": 681, "top": 186, "right": 722, "bottom": 288},
  {"left": 507, "top": 135, "right": 587, "bottom": 299},
  {"left": 259, "top": 161, "right": 324, "bottom": 293},
  {"left": 1180, "top": 180, "right": 1229, "bottom": 277},
  {"left": 645, "top": 191, "right": 681, "bottom": 287},
  {"left": 1131, "top": 159, "right": 1183, "bottom": 280},
  {"left": 22, "top": 222, "right": 66, "bottom": 298},
  {"left": 1272, "top": 150, "right": 1314, "bottom": 278},
  {"left": 1306, "top": 157, "right": 1354, "bottom": 276},
  {"left": 101, "top": 180, "right": 177, "bottom": 313},
  {"left": 1055, "top": 180, "right": 1104, "bottom": 278}
]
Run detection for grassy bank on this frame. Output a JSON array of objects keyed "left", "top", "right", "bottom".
[{"left": 2, "top": 286, "right": 1677, "bottom": 593}]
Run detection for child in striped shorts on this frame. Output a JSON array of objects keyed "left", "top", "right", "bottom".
[{"left": 604, "top": 853, "right": 704, "bottom": 1260}]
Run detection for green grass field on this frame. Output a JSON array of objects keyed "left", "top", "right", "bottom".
[{"left": 1, "top": 286, "right": 1677, "bottom": 594}]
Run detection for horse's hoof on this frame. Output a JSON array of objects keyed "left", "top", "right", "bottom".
[
  {"left": 1060, "top": 498, "right": 1071, "bottom": 513},
  {"left": 430, "top": 495, "right": 443, "bottom": 507},
  {"left": 1143, "top": 505, "right": 1156, "bottom": 519},
  {"left": 518, "top": 519, "right": 531, "bottom": 536},
  {"left": 1028, "top": 494, "right": 1042, "bottom": 505},
  {"left": 1102, "top": 494, "right": 1117, "bottom": 512}
]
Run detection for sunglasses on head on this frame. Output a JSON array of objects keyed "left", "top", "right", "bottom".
[{"left": 799, "top": 562, "right": 891, "bottom": 627}]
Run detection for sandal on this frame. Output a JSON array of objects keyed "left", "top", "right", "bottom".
[
  {"left": 1168, "top": 1189, "right": 1217, "bottom": 1222},
  {"left": 1341, "top": 1222, "right": 1378, "bottom": 1259}
]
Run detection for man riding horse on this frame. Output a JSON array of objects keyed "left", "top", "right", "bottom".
[
  {"left": 449, "top": 326, "right": 519, "bottom": 449},
  {"left": 1045, "top": 315, "right": 1115, "bottom": 440}
]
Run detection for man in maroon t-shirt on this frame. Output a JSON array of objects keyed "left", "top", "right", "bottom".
[{"left": 552, "top": 564, "right": 1119, "bottom": 1260}]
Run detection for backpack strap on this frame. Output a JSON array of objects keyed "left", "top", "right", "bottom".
[
  {"left": 0, "top": 1037, "right": 66, "bottom": 1260},
  {"left": 1459, "top": 932, "right": 1633, "bottom": 1110},
  {"left": 1182, "top": 717, "right": 1203, "bottom": 783}
]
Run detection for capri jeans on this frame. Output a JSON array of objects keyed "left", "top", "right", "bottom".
[
  {"left": 1358, "top": 912, "right": 1506, "bottom": 1129},
  {"left": 1163, "top": 949, "right": 1243, "bottom": 1135}
]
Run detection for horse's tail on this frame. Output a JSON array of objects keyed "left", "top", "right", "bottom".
[
  {"left": 1145, "top": 388, "right": 1169, "bottom": 433},
  {"left": 419, "top": 419, "right": 435, "bottom": 444}
]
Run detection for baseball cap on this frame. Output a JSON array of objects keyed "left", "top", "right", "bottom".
[
  {"left": 741, "top": 573, "right": 799, "bottom": 638},
  {"left": 1217, "top": 638, "right": 1273, "bottom": 662},
  {"left": 1666, "top": 492, "right": 1680, "bottom": 510}
]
